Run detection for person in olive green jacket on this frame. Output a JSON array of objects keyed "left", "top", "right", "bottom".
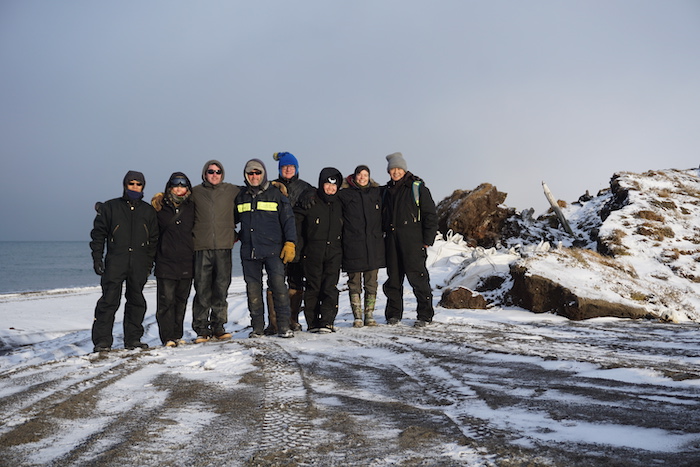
[{"left": 190, "top": 160, "right": 240, "bottom": 343}]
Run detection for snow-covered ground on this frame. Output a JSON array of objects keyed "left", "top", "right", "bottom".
[{"left": 1, "top": 237, "right": 699, "bottom": 466}]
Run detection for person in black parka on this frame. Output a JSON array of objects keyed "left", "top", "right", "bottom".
[
  {"left": 295, "top": 167, "right": 344, "bottom": 333},
  {"left": 90, "top": 170, "right": 158, "bottom": 352},
  {"left": 338, "top": 165, "right": 385, "bottom": 327},
  {"left": 151, "top": 172, "right": 195, "bottom": 347},
  {"left": 381, "top": 153, "right": 438, "bottom": 327}
]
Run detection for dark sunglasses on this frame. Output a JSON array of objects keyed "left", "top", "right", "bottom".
[
  {"left": 247, "top": 170, "right": 262, "bottom": 176},
  {"left": 207, "top": 169, "right": 222, "bottom": 175},
  {"left": 170, "top": 177, "right": 188, "bottom": 187},
  {"left": 127, "top": 181, "right": 143, "bottom": 186}
]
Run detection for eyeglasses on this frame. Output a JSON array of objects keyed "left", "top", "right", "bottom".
[
  {"left": 207, "top": 169, "right": 222, "bottom": 175},
  {"left": 128, "top": 181, "right": 143, "bottom": 186},
  {"left": 170, "top": 177, "right": 188, "bottom": 187},
  {"left": 247, "top": 170, "right": 262, "bottom": 176}
]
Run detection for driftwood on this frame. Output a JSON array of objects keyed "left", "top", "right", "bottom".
[{"left": 542, "top": 181, "right": 574, "bottom": 236}]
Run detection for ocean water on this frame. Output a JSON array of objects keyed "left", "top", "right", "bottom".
[{"left": 0, "top": 242, "right": 242, "bottom": 295}]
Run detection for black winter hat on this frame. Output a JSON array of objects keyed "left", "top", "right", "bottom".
[
  {"left": 318, "top": 167, "right": 342, "bottom": 188},
  {"left": 123, "top": 170, "right": 146, "bottom": 188},
  {"left": 354, "top": 165, "right": 370, "bottom": 176}
]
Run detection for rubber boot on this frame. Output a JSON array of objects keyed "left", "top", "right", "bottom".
[
  {"left": 350, "top": 293, "right": 363, "bottom": 328},
  {"left": 264, "top": 289, "right": 278, "bottom": 335},
  {"left": 289, "top": 289, "right": 303, "bottom": 331},
  {"left": 364, "top": 293, "right": 378, "bottom": 326}
]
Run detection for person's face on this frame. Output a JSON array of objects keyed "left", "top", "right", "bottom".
[
  {"left": 127, "top": 180, "right": 143, "bottom": 193},
  {"left": 323, "top": 182, "right": 338, "bottom": 195},
  {"left": 355, "top": 170, "right": 369, "bottom": 186},
  {"left": 247, "top": 169, "right": 263, "bottom": 187},
  {"left": 280, "top": 165, "right": 296, "bottom": 180},
  {"left": 206, "top": 164, "right": 222, "bottom": 185},
  {"left": 389, "top": 167, "right": 406, "bottom": 181},
  {"left": 171, "top": 186, "right": 187, "bottom": 196}
]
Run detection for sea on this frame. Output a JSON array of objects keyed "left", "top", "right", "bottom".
[{"left": 0, "top": 241, "right": 242, "bottom": 295}]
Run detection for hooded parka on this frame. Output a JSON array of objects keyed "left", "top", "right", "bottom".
[
  {"left": 154, "top": 172, "right": 195, "bottom": 280},
  {"left": 338, "top": 174, "right": 385, "bottom": 273},
  {"left": 191, "top": 160, "right": 240, "bottom": 251}
]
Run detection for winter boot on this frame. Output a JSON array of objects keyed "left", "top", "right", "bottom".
[
  {"left": 364, "top": 293, "right": 378, "bottom": 326},
  {"left": 264, "top": 289, "right": 278, "bottom": 335},
  {"left": 350, "top": 293, "right": 363, "bottom": 328},
  {"left": 289, "top": 289, "right": 303, "bottom": 331}
]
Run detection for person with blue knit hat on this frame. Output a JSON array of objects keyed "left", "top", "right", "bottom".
[{"left": 269, "top": 152, "right": 313, "bottom": 332}]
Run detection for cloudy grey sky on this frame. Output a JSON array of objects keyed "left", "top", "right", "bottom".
[{"left": 1, "top": 0, "right": 698, "bottom": 241}]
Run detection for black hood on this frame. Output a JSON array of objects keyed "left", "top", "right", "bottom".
[
  {"left": 122, "top": 170, "right": 146, "bottom": 197},
  {"left": 165, "top": 171, "right": 193, "bottom": 192}
]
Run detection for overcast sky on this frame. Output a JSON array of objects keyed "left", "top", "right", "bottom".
[{"left": 1, "top": 0, "right": 698, "bottom": 241}]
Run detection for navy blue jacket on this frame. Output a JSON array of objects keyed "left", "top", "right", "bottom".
[{"left": 235, "top": 182, "right": 296, "bottom": 260}]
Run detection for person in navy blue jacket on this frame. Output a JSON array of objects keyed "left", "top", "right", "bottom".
[{"left": 235, "top": 159, "right": 297, "bottom": 338}]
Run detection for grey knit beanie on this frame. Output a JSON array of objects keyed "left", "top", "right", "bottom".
[{"left": 386, "top": 152, "right": 408, "bottom": 172}]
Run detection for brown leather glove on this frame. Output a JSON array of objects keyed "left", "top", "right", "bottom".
[
  {"left": 151, "top": 192, "right": 164, "bottom": 211},
  {"left": 280, "top": 241, "right": 295, "bottom": 264}
]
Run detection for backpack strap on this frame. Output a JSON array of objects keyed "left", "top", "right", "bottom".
[{"left": 412, "top": 180, "right": 422, "bottom": 221}]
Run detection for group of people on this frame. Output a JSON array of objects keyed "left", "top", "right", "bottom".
[{"left": 88, "top": 152, "right": 438, "bottom": 352}]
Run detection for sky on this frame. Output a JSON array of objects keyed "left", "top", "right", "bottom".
[{"left": 1, "top": 0, "right": 699, "bottom": 241}]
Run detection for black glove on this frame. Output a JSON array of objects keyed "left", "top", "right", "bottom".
[
  {"left": 299, "top": 190, "right": 317, "bottom": 210},
  {"left": 93, "top": 259, "right": 105, "bottom": 275}
]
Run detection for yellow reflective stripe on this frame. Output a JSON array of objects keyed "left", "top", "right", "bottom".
[
  {"left": 257, "top": 201, "right": 278, "bottom": 211},
  {"left": 237, "top": 203, "right": 252, "bottom": 213}
]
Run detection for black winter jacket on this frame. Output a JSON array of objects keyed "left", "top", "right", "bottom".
[
  {"left": 295, "top": 187, "right": 343, "bottom": 263},
  {"left": 90, "top": 196, "right": 158, "bottom": 275},
  {"left": 381, "top": 172, "right": 438, "bottom": 248},
  {"left": 338, "top": 175, "right": 385, "bottom": 273},
  {"left": 275, "top": 173, "right": 313, "bottom": 208},
  {"left": 153, "top": 173, "right": 195, "bottom": 280}
]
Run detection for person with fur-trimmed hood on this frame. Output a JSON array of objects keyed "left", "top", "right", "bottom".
[
  {"left": 267, "top": 152, "right": 314, "bottom": 333},
  {"left": 90, "top": 170, "right": 158, "bottom": 352},
  {"left": 338, "top": 165, "right": 385, "bottom": 327},
  {"left": 151, "top": 172, "right": 195, "bottom": 347},
  {"left": 381, "top": 152, "right": 438, "bottom": 328},
  {"left": 235, "top": 159, "right": 297, "bottom": 338},
  {"left": 295, "top": 167, "right": 344, "bottom": 333},
  {"left": 190, "top": 160, "right": 240, "bottom": 343}
]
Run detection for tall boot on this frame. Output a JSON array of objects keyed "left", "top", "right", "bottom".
[
  {"left": 289, "top": 289, "right": 303, "bottom": 331},
  {"left": 364, "top": 293, "right": 378, "bottom": 326},
  {"left": 264, "top": 289, "right": 278, "bottom": 335},
  {"left": 350, "top": 293, "right": 363, "bottom": 328}
]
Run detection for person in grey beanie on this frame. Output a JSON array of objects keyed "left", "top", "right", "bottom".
[{"left": 381, "top": 152, "right": 438, "bottom": 327}]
